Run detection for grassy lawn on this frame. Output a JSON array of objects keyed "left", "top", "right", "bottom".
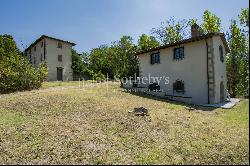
[
  {"left": 41, "top": 80, "right": 94, "bottom": 89},
  {"left": 0, "top": 82, "right": 249, "bottom": 164}
]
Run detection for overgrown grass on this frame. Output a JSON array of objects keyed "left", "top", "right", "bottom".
[
  {"left": 0, "top": 82, "right": 249, "bottom": 164},
  {"left": 41, "top": 81, "right": 93, "bottom": 88}
]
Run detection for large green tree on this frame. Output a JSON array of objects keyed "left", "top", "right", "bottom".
[
  {"left": 112, "top": 36, "right": 138, "bottom": 79},
  {"left": 239, "top": 8, "right": 249, "bottom": 28},
  {"left": 151, "top": 10, "right": 222, "bottom": 45},
  {"left": 71, "top": 49, "right": 89, "bottom": 79},
  {"left": 89, "top": 45, "right": 115, "bottom": 78},
  {"left": 236, "top": 8, "right": 249, "bottom": 97},
  {"left": 151, "top": 17, "right": 189, "bottom": 44},
  {"left": 87, "top": 36, "right": 139, "bottom": 80},
  {"left": 137, "top": 34, "right": 160, "bottom": 52},
  {"left": 226, "top": 20, "right": 248, "bottom": 97},
  {"left": 201, "top": 10, "right": 222, "bottom": 33}
]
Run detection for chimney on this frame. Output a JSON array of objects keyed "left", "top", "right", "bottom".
[{"left": 191, "top": 23, "right": 201, "bottom": 38}]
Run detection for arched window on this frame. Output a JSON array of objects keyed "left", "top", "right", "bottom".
[
  {"left": 219, "top": 45, "right": 224, "bottom": 63},
  {"left": 173, "top": 80, "right": 185, "bottom": 93}
]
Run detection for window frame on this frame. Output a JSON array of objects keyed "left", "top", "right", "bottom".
[
  {"left": 150, "top": 52, "right": 160, "bottom": 64},
  {"left": 173, "top": 47, "right": 184, "bottom": 61},
  {"left": 58, "top": 54, "right": 62, "bottom": 62},
  {"left": 173, "top": 80, "right": 185, "bottom": 93},
  {"left": 57, "top": 42, "right": 62, "bottom": 49}
]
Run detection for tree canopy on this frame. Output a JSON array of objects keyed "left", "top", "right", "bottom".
[{"left": 201, "top": 10, "right": 222, "bottom": 33}]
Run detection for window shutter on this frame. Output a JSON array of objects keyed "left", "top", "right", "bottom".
[
  {"left": 150, "top": 54, "right": 154, "bottom": 64},
  {"left": 180, "top": 47, "right": 184, "bottom": 59},
  {"left": 157, "top": 53, "right": 160, "bottom": 63},
  {"left": 173, "top": 49, "right": 176, "bottom": 60}
]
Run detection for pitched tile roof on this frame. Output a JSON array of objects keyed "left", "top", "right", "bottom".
[
  {"left": 25, "top": 35, "right": 76, "bottom": 52},
  {"left": 136, "top": 33, "right": 230, "bottom": 55}
]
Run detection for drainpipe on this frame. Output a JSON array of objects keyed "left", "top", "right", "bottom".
[{"left": 205, "top": 39, "right": 210, "bottom": 104}]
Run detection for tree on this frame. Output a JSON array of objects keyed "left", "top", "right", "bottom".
[
  {"left": 201, "top": 10, "right": 222, "bottom": 33},
  {"left": 239, "top": 8, "right": 249, "bottom": 28},
  {"left": 226, "top": 20, "right": 248, "bottom": 97},
  {"left": 0, "top": 34, "right": 20, "bottom": 59},
  {"left": 237, "top": 8, "right": 249, "bottom": 97},
  {"left": 188, "top": 19, "right": 198, "bottom": 27},
  {"left": 81, "top": 51, "right": 90, "bottom": 66},
  {"left": 88, "top": 45, "right": 115, "bottom": 79},
  {"left": 151, "top": 17, "right": 189, "bottom": 45},
  {"left": 71, "top": 49, "right": 88, "bottom": 79},
  {"left": 112, "top": 36, "right": 138, "bottom": 79},
  {"left": 137, "top": 34, "right": 160, "bottom": 52}
]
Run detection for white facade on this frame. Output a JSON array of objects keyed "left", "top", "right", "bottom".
[
  {"left": 24, "top": 36, "right": 75, "bottom": 81},
  {"left": 134, "top": 34, "right": 229, "bottom": 104}
]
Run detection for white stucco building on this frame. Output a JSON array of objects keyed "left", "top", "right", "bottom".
[
  {"left": 24, "top": 35, "right": 75, "bottom": 81},
  {"left": 131, "top": 24, "right": 230, "bottom": 104}
]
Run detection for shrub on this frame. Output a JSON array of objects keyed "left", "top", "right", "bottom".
[
  {"left": 0, "top": 34, "right": 48, "bottom": 93},
  {"left": 92, "top": 71, "right": 106, "bottom": 82}
]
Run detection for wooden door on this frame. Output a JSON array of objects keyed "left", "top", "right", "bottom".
[{"left": 57, "top": 68, "right": 63, "bottom": 81}]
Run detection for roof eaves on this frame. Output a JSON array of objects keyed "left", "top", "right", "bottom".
[
  {"left": 24, "top": 35, "right": 76, "bottom": 52},
  {"left": 136, "top": 33, "right": 230, "bottom": 55}
]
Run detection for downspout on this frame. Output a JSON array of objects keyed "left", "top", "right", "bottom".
[{"left": 205, "top": 39, "right": 210, "bottom": 104}]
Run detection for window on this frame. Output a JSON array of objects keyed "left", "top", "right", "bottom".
[
  {"left": 173, "top": 80, "right": 185, "bottom": 93},
  {"left": 173, "top": 47, "right": 184, "bottom": 60},
  {"left": 58, "top": 55, "right": 62, "bottom": 62},
  {"left": 57, "top": 42, "right": 62, "bottom": 48},
  {"left": 41, "top": 54, "right": 43, "bottom": 61},
  {"left": 150, "top": 52, "right": 160, "bottom": 64},
  {"left": 44, "top": 54, "right": 46, "bottom": 60},
  {"left": 34, "top": 46, "right": 36, "bottom": 52},
  {"left": 41, "top": 42, "right": 43, "bottom": 48},
  {"left": 219, "top": 45, "right": 224, "bottom": 63}
]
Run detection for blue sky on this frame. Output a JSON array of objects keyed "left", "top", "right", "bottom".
[{"left": 0, "top": 0, "right": 248, "bottom": 52}]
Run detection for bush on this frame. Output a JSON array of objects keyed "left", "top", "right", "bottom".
[
  {"left": 0, "top": 34, "right": 48, "bottom": 93},
  {"left": 92, "top": 71, "right": 106, "bottom": 82}
]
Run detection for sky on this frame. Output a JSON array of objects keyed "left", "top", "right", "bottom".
[{"left": 0, "top": 0, "right": 248, "bottom": 52}]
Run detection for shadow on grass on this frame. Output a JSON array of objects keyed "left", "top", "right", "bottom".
[{"left": 123, "top": 89, "right": 216, "bottom": 112}]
